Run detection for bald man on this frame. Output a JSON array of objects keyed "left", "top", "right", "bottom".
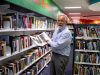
[{"left": 48, "top": 15, "right": 72, "bottom": 75}]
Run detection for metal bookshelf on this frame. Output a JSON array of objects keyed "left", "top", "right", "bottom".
[
  {"left": 0, "top": 29, "right": 54, "bottom": 33},
  {"left": 36, "top": 60, "right": 51, "bottom": 75},
  {"left": 76, "top": 37, "right": 100, "bottom": 40},
  {"left": 75, "top": 49, "right": 100, "bottom": 53},
  {"left": 75, "top": 62, "right": 100, "bottom": 66},
  {"left": 74, "top": 24, "right": 100, "bottom": 75},
  {"left": 16, "top": 50, "right": 51, "bottom": 75},
  {"left": 0, "top": 45, "right": 37, "bottom": 64}
]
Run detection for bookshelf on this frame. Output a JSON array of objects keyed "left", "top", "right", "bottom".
[
  {"left": 16, "top": 50, "right": 51, "bottom": 75},
  {"left": 0, "top": 1, "right": 56, "bottom": 75},
  {"left": 74, "top": 24, "right": 100, "bottom": 75},
  {"left": 0, "top": 45, "right": 36, "bottom": 64},
  {"left": 36, "top": 60, "right": 50, "bottom": 75}
]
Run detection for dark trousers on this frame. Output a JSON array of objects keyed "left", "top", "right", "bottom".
[{"left": 50, "top": 52, "right": 69, "bottom": 75}]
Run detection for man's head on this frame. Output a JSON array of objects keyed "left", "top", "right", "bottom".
[{"left": 57, "top": 15, "right": 67, "bottom": 27}]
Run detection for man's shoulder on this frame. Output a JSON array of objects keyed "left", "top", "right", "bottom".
[
  {"left": 63, "top": 27, "right": 72, "bottom": 36},
  {"left": 64, "top": 27, "right": 71, "bottom": 32}
]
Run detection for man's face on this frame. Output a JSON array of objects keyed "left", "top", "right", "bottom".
[{"left": 57, "top": 16, "right": 66, "bottom": 27}]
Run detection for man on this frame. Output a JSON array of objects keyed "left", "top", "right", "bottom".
[{"left": 48, "top": 15, "right": 72, "bottom": 75}]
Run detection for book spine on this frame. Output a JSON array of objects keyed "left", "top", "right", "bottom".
[{"left": 0, "top": 41, "right": 6, "bottom": 57}]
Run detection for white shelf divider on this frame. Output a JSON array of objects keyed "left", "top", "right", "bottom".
[
  {"left": 16, "top": 50, "right": 51, "bottom": 75},
  {"left": 75, "top": 49, "right": 100, "bottom": 53},
  {"left": 76, "top": 37, "right": 100, "bottom": 40},
  {"left": 74, "top": 74, "right": 79, "bottom": 75},
  {"left": 74, "top": 62, "right": 100, "bottom": 66},
  {"left": 0, "top": 29, "right": 15, "bottom": 32},
  {"left": 0, "top": 28, "right": 54, "bottom": 33}
]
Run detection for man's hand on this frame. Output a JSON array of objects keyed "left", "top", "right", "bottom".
[{"left": 46, "top": 40, "right": 52, "bottom": 45}]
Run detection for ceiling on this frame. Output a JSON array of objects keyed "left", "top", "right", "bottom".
[{"left": 53, "top": 0, "right": 100, "bottom": 20}]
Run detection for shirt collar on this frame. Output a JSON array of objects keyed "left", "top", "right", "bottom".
[{"left": 58, "top": 26, "right": 66, "bottom": 31}]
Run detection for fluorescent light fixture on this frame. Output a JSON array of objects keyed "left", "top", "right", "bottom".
[
  {"left": 64, "top": 6, "right": 81, "bottom": 9},
  {"left": 71, "top": 17, "right": 80, "bottom": 19},
  {"left": 69, "top": 13, "right": 81, "bottom": 15}
]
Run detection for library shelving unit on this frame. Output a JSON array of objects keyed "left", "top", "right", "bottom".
[
  {"left": 0, "top": 0, "right": 58, "bottom": 75},
  {"left": 73, "top": 24, "right": 100, "bottom": 75}
]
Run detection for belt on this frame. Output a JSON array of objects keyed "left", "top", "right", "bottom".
[{"left": 52, "top": 52, "right": 69, "bottom": 58}]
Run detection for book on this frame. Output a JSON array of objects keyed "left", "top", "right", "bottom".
[
  {"left": 0, "top": 35, "right": 12, "bottom": 55},
  {"left": 23, "top": 16, "right": 28, "bottom": 28},
  {"left": 75, "top": 52, "right": 80, "bottom": 62},
  {"left": 0, "top": 41, "right": 6, "bottom": 57},
  {"left": 0, "top": 15, "right": 2, "bottom": 29},
  {"left": 2, "top": 15, "right": 12, "bottom": 29},
  {"left": 18, "top": 15, "right": 24, "bottom": 28},
  {"left": 30, "top": 32, "right": 51, "bottom": 46},
  {"left": 28, "top": 17, "right": 33, "bottom": 28},
  {"left": 30, "top": 35, "right": 43, "bottom": 46},
  {"left": 39, "top": 32, "right": 51, "bottom": 43},
  {"left": 12, "top": 15, "right": 17, "bottom": 29}
]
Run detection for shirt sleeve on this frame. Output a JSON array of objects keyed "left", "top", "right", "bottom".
[{"left": 50, "top": 32, "right": 72, "bottom": 50}]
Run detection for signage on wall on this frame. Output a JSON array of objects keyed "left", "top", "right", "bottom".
[
  {"left": 6, "top": 0, "right": 60, "bottom": 19},
  {"left": 33, "top": 0, "right": 50, "bottom": 11},
  {"left": 34, "top": 0, "right": 48, "bottom": 7}
]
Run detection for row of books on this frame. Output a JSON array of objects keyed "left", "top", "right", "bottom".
[
  {"left": 0, "top": 31, "right": 52, "bottom": 57},
  {"left": 74, "top": 64, "right": 100, "bottom": 75},
  {"left": 0, "top": 35, "right": 32, "bottom": 57},
  {"left": 75, "top": 52, "right": 100, "bottom": 63},
  {"left": 0, "top": 46, "right": 51, "bottom": 75},
  {"left": 76, "top": 26, "right": 100, "bottom": 38},
  {"left": 22, "top": 54, "right": 51, "bottom": 75},
  {"left": 0, "top": 14, "right": 56, "bottom": 30},
  {"left": 76, "top": 40, "right": 100, "bottom": 50}
]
